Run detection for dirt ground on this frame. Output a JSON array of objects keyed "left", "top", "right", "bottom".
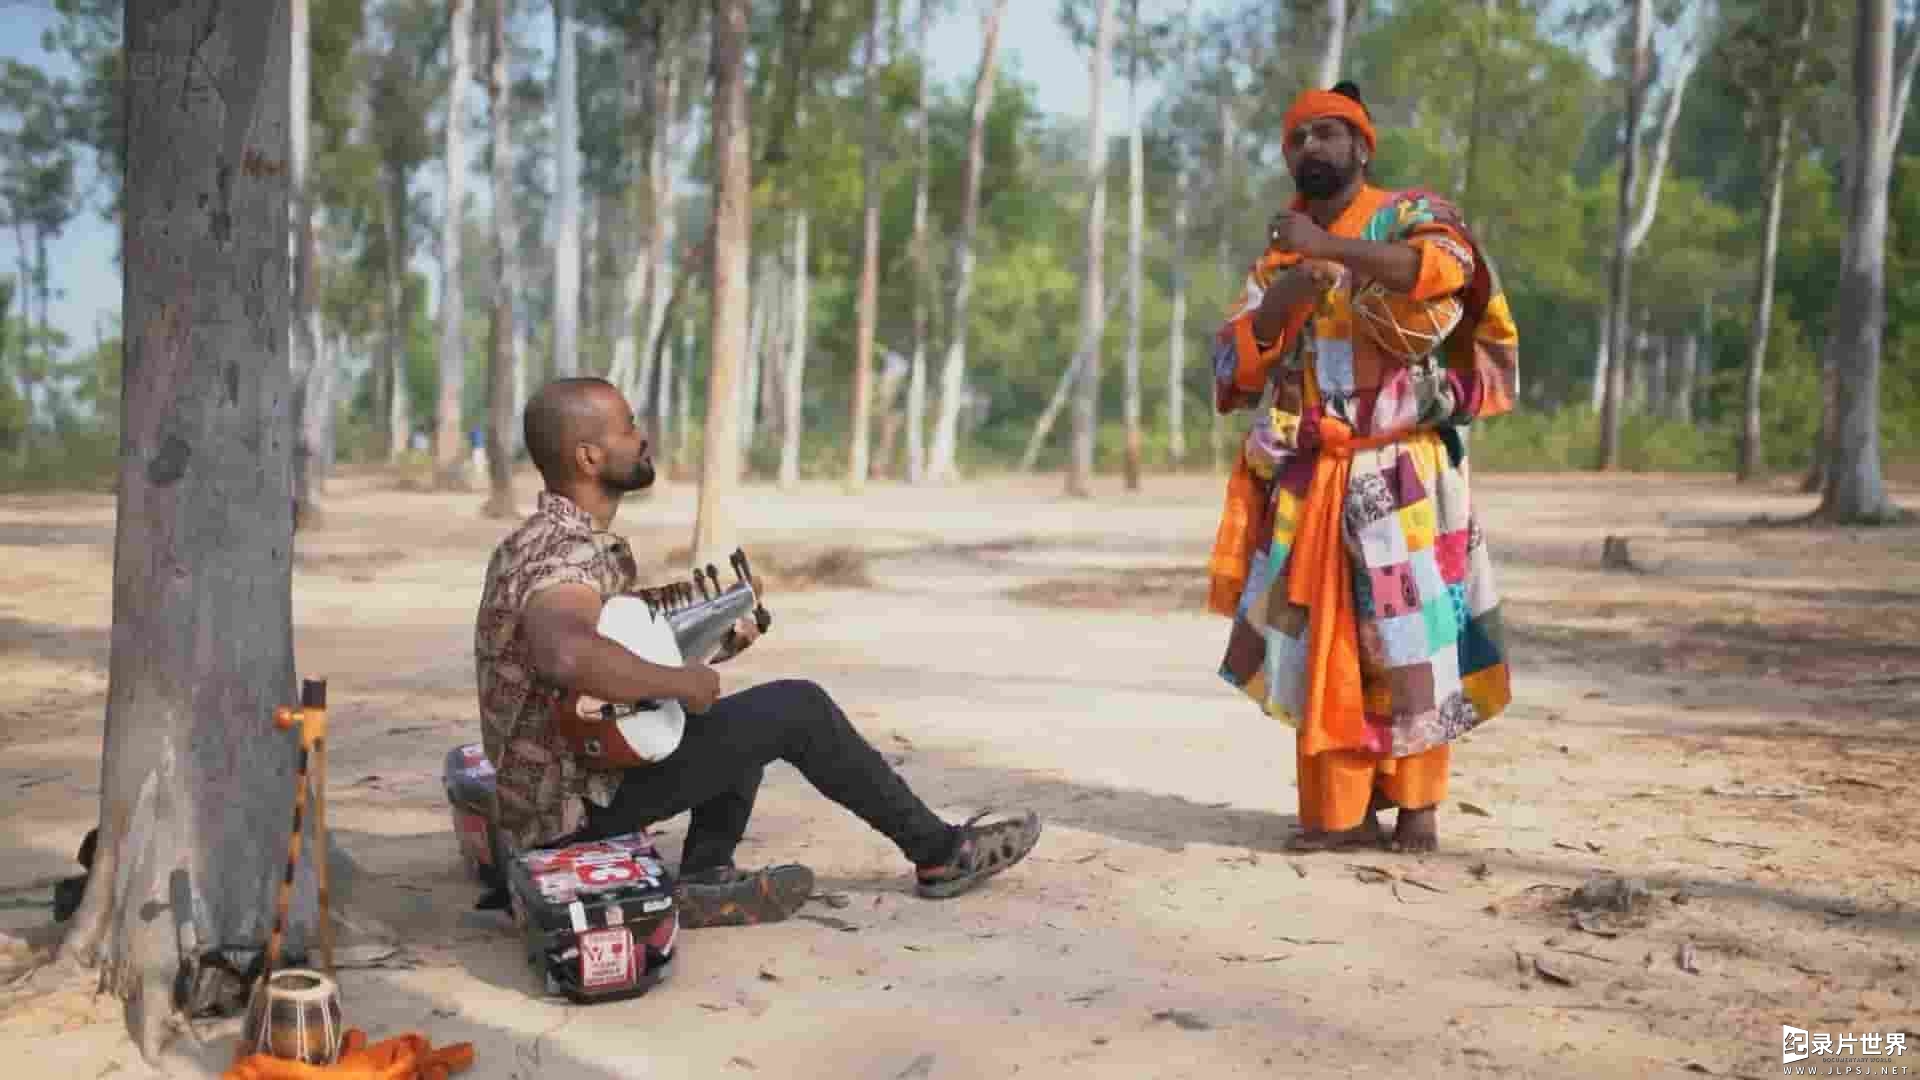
[{"left": 0, "top": 463, "right": 1916, "bottom": 1079}]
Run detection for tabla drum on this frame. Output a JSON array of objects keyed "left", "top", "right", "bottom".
[
  {"left": 1352, "top": 281, "right": 1464, "bottom": 364},
  {"left": 240, "top": 968, "right": 345, "bottom": 1065}
]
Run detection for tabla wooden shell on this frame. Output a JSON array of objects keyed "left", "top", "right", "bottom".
[
  {"left": 1353, "top": 282, "right": 1464, "bottom": 363},
  {"left": 240, "top": 968, "right": 344, "bottom": 1065}
]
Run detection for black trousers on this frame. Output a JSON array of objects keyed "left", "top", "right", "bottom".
[{"left": 578, "top": 678, "right": 957, "bottom": 875}]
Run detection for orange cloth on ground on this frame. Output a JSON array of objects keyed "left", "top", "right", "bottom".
[
  {"left": 1297, "top": 743, "right": 1451, "bottom": 832},
  {"left": 225, "top": 1029, "right": 477, "bottom": 1080}
]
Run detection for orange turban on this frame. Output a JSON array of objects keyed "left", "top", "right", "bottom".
[{"left": 1282, "top": 90, "right": 1376, "bottom": 153}]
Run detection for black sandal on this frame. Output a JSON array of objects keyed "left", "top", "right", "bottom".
[{"left": 914, "top": 810, "right": 1042, "bottom": 899}]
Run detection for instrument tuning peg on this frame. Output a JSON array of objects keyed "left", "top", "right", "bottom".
[{"left": 693, "top": 571, "right": 710, "bottom": 599}]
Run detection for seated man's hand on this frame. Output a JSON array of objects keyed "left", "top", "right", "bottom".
[
  {"left": 679, "top": 662, "right": 721, "bottom": 714},
  {"left": 709, "top": 615, "right": 762, "bottom": 665}
]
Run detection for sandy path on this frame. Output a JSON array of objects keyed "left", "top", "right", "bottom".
[{"left": 0, "top": 467, "right": 1915, "bottom": 1079}]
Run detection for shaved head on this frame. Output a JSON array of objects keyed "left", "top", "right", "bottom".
[{"left": 524, "top": 377, "right": 623, "bottom": 483}]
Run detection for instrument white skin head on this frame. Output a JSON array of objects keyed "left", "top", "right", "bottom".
[{"left": 559, "top": 548, "right": 772, "bottom": 766}]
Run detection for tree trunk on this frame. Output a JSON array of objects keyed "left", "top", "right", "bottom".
[
  {"left": 639, "top": 45, "right": 682, "bottom": 413},
  {"left": 1066, "top": 0, "right": 1116, "bottom": 498},
  {"left": 1121, "top": 0, "right": 1144, "bottom": 492},
  {"left": 1807, "top": 21, "right": 1920, "bottom": 494},
  {"left": 435, "top": 0, "right": 474, "bottom": 488},
  {"left": 1819, "top": 0, "right": 1899, "bottom": 522},
  {"left": 694, "top": 0, "right": 751, "bottom": 559},
  {"left": 61, "top": 3, "right": 311, "bottom": 1064},
  {"left": 848, "top": 0, "right": 884, "bottom": 490},
  {"left": 742, "top": 253, "right": 770, "bottom": 454},
  {"left": 1597, "top": 0, "right": 1651, "bottom": 469},
  {"left": 1739, "top": 109, "right": 1792, "bottom": 483},
  {"left": 291, "top": 0, "right": 324, "bottom": 528},
  {"left": 1165, "top": 1, "right": 1196, "bottom": 469},
  {"left": 1211, "top": 97, "right": 1236, "bottom": 473},
  {"left": 485, "top": 0, "right": 519, "bottom": 519},
  {"left": 1674, "top": 330, "right": 1698, "bottom": 424},
  {"left": 778, "top": 209, "right": 810, "bottom": 488},
  {"left": 607, "top": 17, "right": 659, "bottom": 405},
  {"left": 551, "top": 0, "right": 582, "bottom": 377},
  {"left": 1019, "top": 349, "right": 1081, "bottom": 471},
  {"left": 676, "top": 308, "right": 693, "bottom": 467},
  {"left": 905, "top": 0, "right": 933, "bottom": 484},
  {"left": 1316, "top": 0, "right": 1347, "bottom": 87},
  {"left": 926, "top": 0, "right": 1008, "bottom": 483},
  {"left": 383, "top": 164, "right": 411, "bottom": 462},
  {"left": 1589, "top": 310, "right": 1609, "bottom": 413}
]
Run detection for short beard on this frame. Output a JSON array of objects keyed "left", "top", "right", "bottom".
[
  {"left": 1293, "top": 156, "right": 1358, "bottom": 201},
  {"left": 606, "top": 459, "right": 655, "bottom": 492}
]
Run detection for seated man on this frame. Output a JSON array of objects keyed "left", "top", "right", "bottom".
[{"left": 475, "top": 376, "right": 1042, "bottom": 928}]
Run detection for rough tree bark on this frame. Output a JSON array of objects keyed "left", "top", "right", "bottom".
[
  {"left": 1121, "top": 0, "right": 1144, "bottom": 492},
  {"left": 639, "top": 37, "right": 683, "bottom": 412},
  {"left": 905, "top": 0, "right": 933, "bottom": 483},
  {"left": 926, "top": 0, "right": 1008, "bottom": 483},
  {"left": 1066, "top": 0, "right": 1116, "bottom": 498},
  {"left": 485, "top": 0, "right": 520, "bottom": 519},
  {"left": 1674, "top": 330, "right": 1698, "bottom": 423},
  {"left": 1818, "top": 0, "right": 1900, "bottom": 522},
  {"left": 694, "top": 0, "right": 751, "bottom": 559},
  {"left": 59, "top": 2, "right": 314, "bottom": 1063},
  {"left": 848, "top": 0, "right": 883, "bottom": 490},
  {"left": 551, "top": 0, "right": 582, "bottom": 377}
]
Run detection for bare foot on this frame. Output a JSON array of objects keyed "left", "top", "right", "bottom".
[
  {"left": 1287, "top": 807, "right": 1387, "bottom": 852},
  {"left": 1392, "top": 806, "right": 1439, "bottom": 853}
]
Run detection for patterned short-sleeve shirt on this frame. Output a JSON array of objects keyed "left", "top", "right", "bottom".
[{"left": 475, "top": 491, "right": 639, "bottom": 851}]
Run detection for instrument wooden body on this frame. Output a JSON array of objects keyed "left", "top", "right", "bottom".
[{"left": 553, "top": 549, "right": 771, "bottom": 769}]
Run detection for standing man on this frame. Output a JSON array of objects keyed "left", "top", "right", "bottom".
[
  {"left": 1206, "top": 82, "right": 1520, "bottom": 854},
  {"left": 475, "top": 377, "right": 1041, "bottom": 927}
]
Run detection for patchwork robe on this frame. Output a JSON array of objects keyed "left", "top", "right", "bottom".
[{"left": 1208, "top": 184, "right": 1520, "bottom": 763}]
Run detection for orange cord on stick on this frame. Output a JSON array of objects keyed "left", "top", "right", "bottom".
[{"left": 223, "top": 1028, "right": 478, "bottom": 1080}]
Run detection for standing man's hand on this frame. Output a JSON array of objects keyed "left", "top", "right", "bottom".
[{"left": 1268, "top": 210, "right": 1333, "bottom": 259}]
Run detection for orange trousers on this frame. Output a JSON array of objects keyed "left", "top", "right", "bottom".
[{"left": 1296, "top": 741, "right": 1450, "bottom": 832}]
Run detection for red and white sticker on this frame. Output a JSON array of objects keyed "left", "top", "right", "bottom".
[{"left": 578, "top": 926, "right": 637, "bottom": 992}]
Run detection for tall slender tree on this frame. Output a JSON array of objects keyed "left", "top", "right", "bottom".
[
  {"left": 694, "top": 0, "right": 752, "bottom": 558},
  {"left": 1066, "top": 0, "right": 1116, "bottom": 497}
]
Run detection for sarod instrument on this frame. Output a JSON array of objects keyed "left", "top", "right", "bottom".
[{"left": 553, "top": 548, "right": 772, "bottom": 768}]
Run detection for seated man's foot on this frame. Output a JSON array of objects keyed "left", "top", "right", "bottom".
[
  {"left": 674, "top": 863, "right": 815, "bottom": 928},
  {"left": 1391, "top": 807, "right": 1439, "bottom": 853},
  {"left": 915, "top": 811, "right": 1042, "bottom": 899},
  {"left": 1285, "top": 806, "right": 1386, "bottom": 852}
]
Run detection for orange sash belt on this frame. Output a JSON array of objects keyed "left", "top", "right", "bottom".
[{"left": 1286, "top": 418, "right": 1405, "bottom": 755}]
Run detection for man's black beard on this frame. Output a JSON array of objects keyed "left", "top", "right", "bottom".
[
  {"left": 1293, "top": 157, "right": 1355, "bottom": 201},
  {"left": 607, "top": 458, "right": 655, "bottom": 492}
]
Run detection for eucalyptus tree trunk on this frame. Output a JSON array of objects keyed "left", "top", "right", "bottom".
[
  {"left": 693, "top": 0, "right": 751, "bottom": 559},
  {"left": 848, "top": 0, "right": 884, "bottom": 490},
  {"left": 1065, "top": 0, "right": 1116, "bottom": 498},
  {"left": 61, "top": 3, "right": 312, "bottom": 1064},
  {"left": 551, "top": 0, "right": 582, "bottom": 377},
  {"left": 485, "top": 0, "right": 520, "bottom": 518},
  {"left": 926, "top": 0, "right": 1008, "bottom": 482},
  {"left": 434, "top": 0, "right": 474, "bottom": 488}
]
